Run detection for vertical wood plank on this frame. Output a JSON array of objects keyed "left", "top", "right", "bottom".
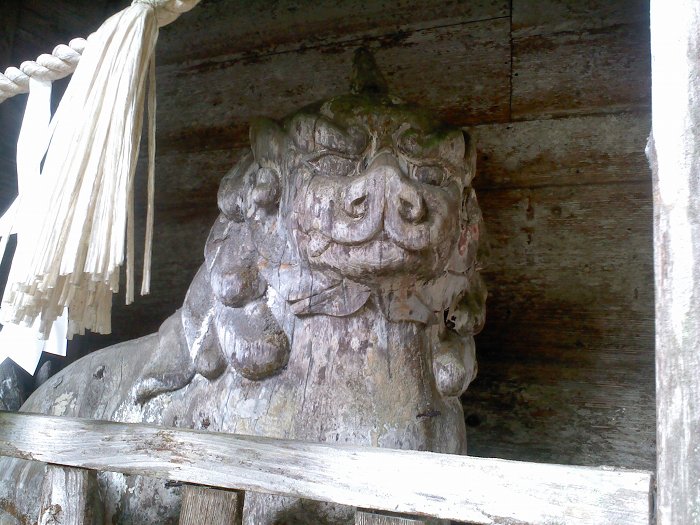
[
  {"left": 179, "top": 485, "right": 243, "bottom": 525},
  {"left": 649, "top": 0, "right": 700, "bottom": 522},
  {"left": 39, "top": 465, "right": 100, "bottom": 525},
  {"left": 356, "top": 510, "right": 426, "bottom": 525}
]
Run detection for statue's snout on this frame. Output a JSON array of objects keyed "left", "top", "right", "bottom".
[{"left": 334, "top": 151, "right": 431, "bottom": 246}]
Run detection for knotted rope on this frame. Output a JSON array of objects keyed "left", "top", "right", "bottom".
[
  {"left": 0, "top": 0, "right": 201, "bottom": 373},
  {"left": 0, "top": 0, "right": 199, "bottom": 105},
  {"left": 0, "top": 39, "right": 86, "bottom": 104}
]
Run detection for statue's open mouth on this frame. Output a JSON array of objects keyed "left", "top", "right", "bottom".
[{"left": 297, "top": 227, "right": 441, "bottom": 280}]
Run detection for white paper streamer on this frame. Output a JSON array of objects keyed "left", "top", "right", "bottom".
[
  {"left": 0, "top": 76, "right": 67, "bottom": 373},
  {"left": 0, "top": 4, "right": 159, "bottom": 340},
  {"left": 0, "top": 0, "right": 201, "bottom": 373},
  {"left": 0, "top": 310, "right": 67, "bottom": 374},
  {"left": 0, "top": 77, "right": 51, "bottom": 265}
]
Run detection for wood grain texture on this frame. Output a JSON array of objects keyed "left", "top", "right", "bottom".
[
  {"left": 471, "top": 112, "right": 651, "bottom": 190},
  {"left": 0, "top": 0, "right": 658, "bottom": 483},
  {"left": 512, "top": 0, "right": 650, "bottom": 36},
  {"left": 0, "top": 0, "right": 21, "bottom": 213},
  {"left": 39, "top": 465, "right": 100, "bottom": 525},
  {"left": 84, "top": 114, "right": 657, "bottom": 476},
  {"left": 0, "top": 412, "right": 653, "bottom": 525},
  {"left": 464, "top": 181, "right": 655, "bottom": 469},
  {"left": 356, "top": 510, "right": 425, "bottom": 524},
  {"left": 649, "top": 0, "right": 700, "bottom": 521},
  {"left": 155, "top": 17, "right": 511, "bottom": 155},
  {"left": 512, "top": 19, "right": 650, "bottom": 119},
  {"left": 156, "top": 0, "right": 509, "bottom": 66},
  {"left": 180, "top": 485, "right": 243, "bottom": 525}
]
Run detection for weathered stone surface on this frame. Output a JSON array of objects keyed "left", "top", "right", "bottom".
[
  {"left": 0, "top": 53, "right": 485, "bottom": 524},
  {"left": 0, "top": 360, "right": 26, "bottom": 412}
]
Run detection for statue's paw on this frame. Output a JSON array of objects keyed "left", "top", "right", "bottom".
[
  {"left": 215, "top": 298, "right": 290, "bottom": 381},
  {"left": 133, "top": 371, "right": 195, "bottom": 405},
  {"left": 133, "top": 313, "right": 196, "bottom": 404},
  {"left": 230, "top": 331, "right": 290, "bottom": 381},
  {"left": 433, "top": 333, "right": 477, "bottom": 398}
]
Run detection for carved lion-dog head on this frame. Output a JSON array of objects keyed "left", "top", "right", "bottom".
[{"left": 179, "top": 49, "right": 486, "bottom": 397}]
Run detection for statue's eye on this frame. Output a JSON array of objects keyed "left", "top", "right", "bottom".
[
  {"left": 307, "top": 153, "right": 356, "bottom": 177},
  {"left": 411, "top": 164, "right": 446, "bottom": 186}
]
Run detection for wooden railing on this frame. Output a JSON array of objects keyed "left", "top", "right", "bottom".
[{"left": 0, "top": 411, "right": 654, "bottom": 524}]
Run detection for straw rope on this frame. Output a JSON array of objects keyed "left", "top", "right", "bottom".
[{"left": 0, "top": 40, "right": 86, "bottom": 104}]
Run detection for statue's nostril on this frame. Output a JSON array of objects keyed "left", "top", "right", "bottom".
[
  {"left": 399, "top": 195, "right": 426, "bottom": 223},
  {"left": 359, "top": 156, "right": 369, "bottom": 173},
  {"left": 346, "top": 194, "right": 368, "bottom": 218}
]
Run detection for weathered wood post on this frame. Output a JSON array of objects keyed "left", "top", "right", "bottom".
[
  {"left": 179, "top": 485, "right": 243, "bottom": 525},
  {"left": 649, "top": 0, "right": 700, "bottom": 522},
  {"left": 38, "top": 465, "right": 101, "bottom": 525}
]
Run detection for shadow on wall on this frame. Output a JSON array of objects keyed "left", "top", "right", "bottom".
[{"left": 464, "top": 285, "right": 654, "bottom": 469}]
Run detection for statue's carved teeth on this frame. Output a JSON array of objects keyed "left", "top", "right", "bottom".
[{"left": 308, "top": 231, "right": 332, "bottom": 257}]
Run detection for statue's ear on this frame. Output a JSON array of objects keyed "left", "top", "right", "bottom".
[
  {"left": 287, "top": 113, "right": 317, "bottom": 152},
  {"left": 462, "top": 129, "right": 476, "bottom": 186},
  {"left": 218, "top": 151, "right": 256, "bottom": 222},
  {"left": 249, "top": 117, "right": 287, "bottom": 170}
]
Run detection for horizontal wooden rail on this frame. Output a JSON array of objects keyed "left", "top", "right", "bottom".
[{"left": 0, "top": 411, "right": 653, "bottom": 524}]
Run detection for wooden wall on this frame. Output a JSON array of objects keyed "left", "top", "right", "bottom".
[{"left": 0, "top": 0, "right": 653, "bottom": 470}]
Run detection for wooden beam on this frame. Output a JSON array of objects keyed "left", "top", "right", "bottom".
[
  {"left": 512, "top": 20, "right": 650, "bottom": 120},
  {"left": 155, "top": 17, "right": 511, "bottom": 156},
  {"left": 156, "top": 0, "right": 509, "bottom": 66},
  {"left": 0, "top": 412, "right": 653, "bottom": 524},
  {"left": 179, "top": 485, "right": 243, "bottom": 525},
  {"left": 649, "top": 0, "right": 700, "bottom": 522}
]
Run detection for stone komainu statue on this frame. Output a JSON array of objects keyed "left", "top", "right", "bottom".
[{"left": 0, "top": 49, "right": 486, "bottom": 524}]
